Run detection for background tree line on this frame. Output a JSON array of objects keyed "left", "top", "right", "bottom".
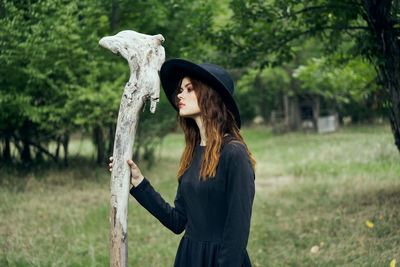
[{"left": 0, "top": 0, "right": 397, "bottom": 167}]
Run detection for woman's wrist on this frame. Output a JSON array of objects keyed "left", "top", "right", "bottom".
[{"left": 131, "top": 175, "right": 144, "bottom": 187}]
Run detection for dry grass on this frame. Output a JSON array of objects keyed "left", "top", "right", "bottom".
[{"left": 1, "top": 124, "right": 399, "bottom": 266}]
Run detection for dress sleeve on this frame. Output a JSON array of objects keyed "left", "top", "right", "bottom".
[
  {"left": 129, "top": 177, "right": 187, "bottom": 235},
  {"left": 217, "top": 143, "right": 255, "bottom": 267}
]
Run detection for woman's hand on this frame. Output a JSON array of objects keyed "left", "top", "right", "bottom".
[{"left": 109, "top": 156, "right": 144, "bottom": 187}]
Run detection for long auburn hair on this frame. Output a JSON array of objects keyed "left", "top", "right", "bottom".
[{"left": 174, "top": 77, "right": 256, "bottom": 181}]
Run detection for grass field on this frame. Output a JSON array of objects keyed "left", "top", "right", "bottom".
[{"left": 1, "top": 124, "right": 399, "bottom": 266}]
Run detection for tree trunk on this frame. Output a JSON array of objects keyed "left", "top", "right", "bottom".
[
  {"left": 21, "top": 140, "right": 31, "bottom": 162},
  {"left": 289, "top": 95, "right": 301, "bottom": 131},
  {"left": 99, "top": 30, "right": 165, "bottom": 267},
  {"left": 35, "top": 147, "right": 43, "bottom": 162},
  {"left": 312, "top": 95, "right": 320, "bottom": 132},
  {"left": 283, "top": 94, "right": 289, "bottom": 130},
  {"left": 63, "top": 134, "right": 69, "bottom": 167},
  {"left": 111, "top": 1, "right": 118, "bottom": 33},
  {"left": 363, "top": 0, "right": 400, "bottom": 153},
  {"left": 255, "top": 71, "right": 267, "bottom": 122},
  {"left": 107, "top": 123, "right": 116, "bottom": 157},
  {"left": 94, "top": 124, "right": 105, "bottom": 165},
  {"left": 287, "top": 65, "right": 301, "bottom": 131},
  {"left": 55, "top": 136, "right": 61, "bottom": 163},
  {"left": 3, "top": 134, "right": 11, "bottom": 162}
]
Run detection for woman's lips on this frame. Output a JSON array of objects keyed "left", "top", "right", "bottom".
[{"left": 178, "top": 104, "right": 185, "bottom": 108}]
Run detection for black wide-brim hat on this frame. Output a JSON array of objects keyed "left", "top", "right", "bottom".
[{"left": 160, "top": 58, "right": 241, "bottom": 129}]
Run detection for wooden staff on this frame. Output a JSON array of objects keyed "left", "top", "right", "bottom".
[{"left": 99, "top": 30, "right": 165, "bottom": 267}]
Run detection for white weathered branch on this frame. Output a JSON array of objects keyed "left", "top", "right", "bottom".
[{"left": 99, "top": 30, "right": 165, "bottom": 267}]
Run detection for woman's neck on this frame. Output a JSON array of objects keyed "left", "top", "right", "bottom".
[
  {"left": 194, "top": 116, "right": 207, "bottom": 146},
  {"left": 193, "top": 115, "right": 230, "bottom": 146},
  {"left": 199, "top": 133, "right": 229, "bottom": 146}
]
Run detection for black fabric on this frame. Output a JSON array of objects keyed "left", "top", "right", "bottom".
[{"left": 130, "top": 137, "right": 255, "bottom": 267}]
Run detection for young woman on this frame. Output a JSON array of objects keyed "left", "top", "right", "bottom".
[{"left": 109, "top": 59, "right": 256, "bottom": 267}]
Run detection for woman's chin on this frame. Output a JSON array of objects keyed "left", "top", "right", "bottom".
[{"left": 179, "top": 110, "right": 201, "bottom": 119}]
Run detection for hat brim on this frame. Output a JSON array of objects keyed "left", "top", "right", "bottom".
[{"left": 160, "top": 58, "right": 241, "bottom": 129}]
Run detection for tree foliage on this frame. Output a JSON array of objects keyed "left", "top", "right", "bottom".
[
  {"left": 0, "top": 0, "right": 215, "bottom": 165},
  {"left": 1, "top": 0, "right": 398, "bottom": 166},
  {"left": 293, "top": 57, "right": 377, "bottom": 103},
  {"left": 214, "top": 0, "right": 400, "bottom": 152},
  {"left": 236, "top": 66, "right": 290, "bottom": 122}
]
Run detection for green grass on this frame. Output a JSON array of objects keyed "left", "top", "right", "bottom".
[{"left": 1, "top": 124, "right": 399, "bottom": 266}]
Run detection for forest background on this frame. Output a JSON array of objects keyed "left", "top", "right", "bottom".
[{"left": 0, "top": 0, "right": 399, "bottom": 266}]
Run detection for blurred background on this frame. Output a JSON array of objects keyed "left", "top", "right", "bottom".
[{"left": 0, "top": 0, "right": 399, "bottom": 266}]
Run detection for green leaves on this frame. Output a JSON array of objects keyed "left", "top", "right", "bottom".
[
  {"left": 293, "top": 57, "right": 377, "bottom": 103},
  {"left": 0, "top": 0, "right": 219, "bottom": 162},
  {"left": 214, "top": 0, "right": 369, "bottom": 68},
  {"left": 0, "top": 0, "right": 116, "bottom": 160}
]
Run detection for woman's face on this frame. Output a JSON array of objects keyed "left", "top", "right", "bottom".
[{"left": 177, "top": 76, "right": 201, "bottom": 119}]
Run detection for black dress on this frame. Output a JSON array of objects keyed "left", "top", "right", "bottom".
[{"left": 130, "top": 136, "right": 255, "bottom": 267}]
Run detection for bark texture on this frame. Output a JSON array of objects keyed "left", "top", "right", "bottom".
[
  {"left": 363, "top": 0, "right": 400, "bottom": 152},
  {"left": 99, "top": 30, "right": 165, "bottom": 267}
]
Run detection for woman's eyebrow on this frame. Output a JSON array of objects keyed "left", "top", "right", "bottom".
[{"left": 179, "top": 82, "right": 192, "bottom": 90}]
